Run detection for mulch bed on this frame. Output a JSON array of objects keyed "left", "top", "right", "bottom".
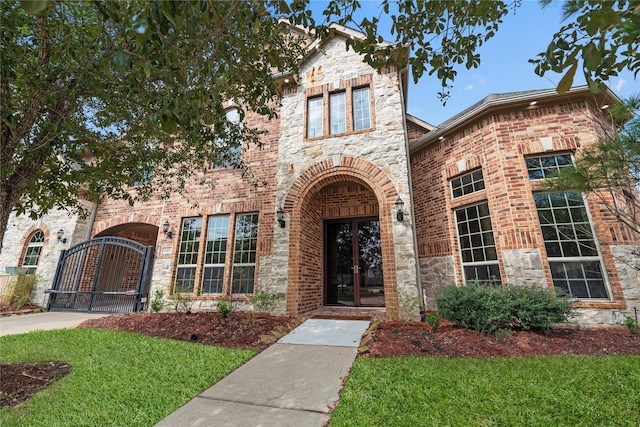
[{"left": 1, "top": 361, "right": 72, "bottom": 407}]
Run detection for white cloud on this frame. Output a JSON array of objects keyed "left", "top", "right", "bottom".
[
  {"left": 615, "top": 78, "right": 627, "bottom": 92},
  {"left": 472, "top": 74, "right": 487, "bottom": 85},
  {"left": 464, "top": 85, "right": 474, "bottom": 91}
]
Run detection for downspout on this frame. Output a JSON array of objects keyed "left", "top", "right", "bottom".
[{"left": 398, "top": 67, "right": 426, "bottom": 321}]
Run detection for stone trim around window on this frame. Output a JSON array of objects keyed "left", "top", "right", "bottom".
[{"left": 304, "top": 74, "right": 375, "bottom": 140}]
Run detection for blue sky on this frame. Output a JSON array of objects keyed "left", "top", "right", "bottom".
[{"left": 308, "top": 0, "right": 637, "bottom": 126}]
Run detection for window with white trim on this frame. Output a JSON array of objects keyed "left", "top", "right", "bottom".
[
  {"left": 306, "top": 85, "right": 372, "bottom": 138},
  {"left": 330, "top": 92, "right": 346, "bottom": 134},
  {"left": 21, "top": 230, "right": 44, "bottom": 274},
  {"left": 455, "top": 203, "right": 501, "bottom": 284},
  {"left": 527, "top": 154, "right": 609, "bottom": 299},
  {"left": 231, "top": 213, "right": 259, "bottom": 294},
  {"left": 175, "top": 218, "right": 202, "bottom": 293},
  {"left": 307, "top": 97, "right": 323, "bottom": 138},
  {"left": 353, "top": 87, "right": 371, "bottom": 130},
  {"left": 533, "top": 192, "right": 609, "bottom": 298},
  {"left": 174, "top": 213, "right": 259, "bottom": 296}
]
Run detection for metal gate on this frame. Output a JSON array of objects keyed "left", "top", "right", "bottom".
[{"left": 46, "top": 237, "right": 155, "bottom": 313}]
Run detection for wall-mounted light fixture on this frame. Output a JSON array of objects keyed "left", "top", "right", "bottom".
[
  {"left": 57, "top": 229, "right": 67, "bottom": 244},
  {"left": 396, "top": 197, "right": 405, "bottom": 222},
  {"left": 163, "top": 221, "right": 173, "bottom": 239},
  {"left": 276, "top": 207, "right": 286, "bottom": 228}
]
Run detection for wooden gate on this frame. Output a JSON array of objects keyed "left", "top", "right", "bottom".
[{"left": 45, "top": 237, "right": 155, "bottom": 313}]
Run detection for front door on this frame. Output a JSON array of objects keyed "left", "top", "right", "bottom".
[{"left": 325, "top": 217, "right": 384, "bottom": 307}]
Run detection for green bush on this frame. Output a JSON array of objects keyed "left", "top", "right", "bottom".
[
  {"left": 250, "top": 288, "right": 283, "bottom": 313},
  {"left": 437, "top": 284, "right": 575, "bottom": 334}
]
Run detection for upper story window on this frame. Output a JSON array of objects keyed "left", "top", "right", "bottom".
[
  {"left": 212, "top": 108, "right": 242, "bottom": 169},
  {"left": 353, "top": 87, "right": 371, "bottom": 130},
  {"left": 526, "top": 154, "right": 573, "bottom": 180},
  {"left": 21, "top": 230, "right": 45, "bottom": 274},
  {"left": 307, "top": 97, "right": 324, "bottom": 138},
  {"left": 451, "top": 169, "right": 485, "bottom": 198},
  {"left": 330, "top": 92, "right": 346, "bottom": 134},
  {"left": 306, "top": 84, "right": 373, "bottom": 139}
]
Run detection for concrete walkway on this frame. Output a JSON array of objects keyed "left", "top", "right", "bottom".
[
  {"left": 0, "top": 311, "right": 111, "bottom": 336},
  {"left": 155, "top": 319, "right": 371, "bottom": 427}
]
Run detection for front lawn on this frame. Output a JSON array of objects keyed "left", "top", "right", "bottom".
[
  {"left": 331, "top": 356, "right": 640, "bottom": 426},
  {"left": 0, "top": 328, "right": 254, "bottom": 426}
]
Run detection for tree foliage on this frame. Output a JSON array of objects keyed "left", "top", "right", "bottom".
[
  {"left": 2, "top": 0, "right": 639, "bottom": 254},
  {"left": 531, "top": 0, "right": 640, "bottom": 93},
  {"left": 544, "top": 96, "right": 640, "bottom": 236},
  {"left": 0, "top": 0, "right": 305, "bottom": 252}
]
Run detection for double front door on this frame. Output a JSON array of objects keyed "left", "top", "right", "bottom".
[{"left": 325, "top": 217, "right": 384, "bottom": 307}]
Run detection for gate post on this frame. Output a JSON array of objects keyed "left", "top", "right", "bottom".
[
  {"left": 46, "top": 249, "right": 67, "bottom": 311},
  {"left": 134, "top": 246, "right": 156, "bottom": 312}
]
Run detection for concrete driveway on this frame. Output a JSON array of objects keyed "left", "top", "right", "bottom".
[{"left": 0, "top": 312, "right": 112, "bottom": 336}]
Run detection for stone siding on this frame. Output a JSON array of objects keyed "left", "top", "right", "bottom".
[{"left": 0, "top": 202, "right": 96, "bottom": 307}]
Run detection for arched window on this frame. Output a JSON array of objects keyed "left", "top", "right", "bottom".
[
  {"left": 21, "top": 230, "right": 45, "bottom": 274},
  {"left": 211, "top": 108, "right": 243, "bottom": 169}
]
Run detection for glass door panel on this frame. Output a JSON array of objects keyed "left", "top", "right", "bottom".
[
  {"left": 326, "top": 222, "right": 354, "bottom": 306},
  {"left": 325, "top": 218, "right": 384, "bottom": 307},
  {"left": 357, "top": 220, "right": 384, "bottom": 306}
]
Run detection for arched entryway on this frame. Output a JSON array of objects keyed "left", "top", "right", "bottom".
[
  {"left": 284, "top": 157, "right": 400, "bottom": 318},
  {"left": 95, "top": 222, "right": 159, "bottom": 247}
]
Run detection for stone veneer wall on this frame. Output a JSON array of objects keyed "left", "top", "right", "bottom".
[
  {"left": 0, "top": 201, "right": 96, "bottom": 307},
  {"left": 273, "top": 36, "right": 419, "bottom": 318}
]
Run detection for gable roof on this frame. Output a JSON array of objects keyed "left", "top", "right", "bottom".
[{"left": 276, "top": 21, "right": 410, "bottom": 104}]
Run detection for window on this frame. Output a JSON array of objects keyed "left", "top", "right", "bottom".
[
  {"left": 330, "top": 92, "right": 346, "bottom": 134},
  {"left": 212, "top": 108, "right": 242, "bottom": 168},
  {"left": 202, "top": 216, "right": 230, "bottom": 294},
  {"left": 455, "top": 203, "right": 501, "bottom": 284},
  {"left": 451, "top": 169, "right": 485, "bottom": 198},
  {"left": 174, "top": 213, "right": 259, "bottom": 296},
  {"left": 306, "top": 84, "right": 372, "bottom": 138},
  {"left": 534, "top": 192, "right": 609, "bottom": 299},
  {"left": 175, "top": 218, "right": 202, "bottom": 293},
  {"left": 307, "top": 97, "right": 323, "bottom": 138},
  {"left": 353, "top": 87, "right": 371, "bottom": 130},
  {"left": 231, "top": 214, "right": 259, "bottom": 294},
  {"left": 21, "top": 230, "right": 44, "bottom": 274},
  {"left": 526, "top": 154, "right": 573, "bottom": 180}
]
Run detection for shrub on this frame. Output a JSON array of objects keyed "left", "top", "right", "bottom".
[
  {"left": 149, "top": 289, "right": 166, "bottom": 313},
  {"left": 217, "top": 299, "right": 236, "bottom": 318},
  {"left": 626, "top": 316, "right": 638, "bottom": 335},
  {"left": 250, "top": 289, "right": 283, "bottom": 313},
  {"left": 426, "top": 311, "right": 440, "bottom": 332},
  {"left": 437, "top": 284, "right": 574, "bottom": 335}
]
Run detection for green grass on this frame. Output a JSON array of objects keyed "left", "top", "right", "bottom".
[
  {"left": 0, "top": 329, "right": 254, "bottom": 426},
  {"left": 331, "top": 356, "right": 640, "bottom": 427}
]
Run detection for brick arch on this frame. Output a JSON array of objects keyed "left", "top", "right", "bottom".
[
  {"left": 284, "top": 156, "right": 398, "bottom": 210},
  {"left": 91, "top": 213, "right": 159, "bottom": 237},
  {"left": 17, "top": 225, "right": 52, "bottom": 269},
  {"left": 284, "top": 156, "right": 400, "bottom": 318}
]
